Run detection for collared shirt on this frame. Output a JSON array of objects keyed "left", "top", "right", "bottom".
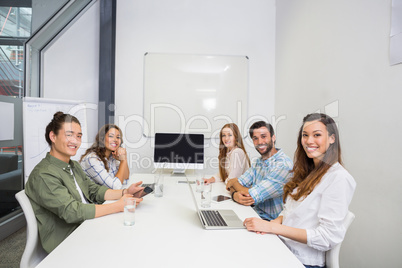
[
  {"left": 25, "top": 153, "right": 108, "bottom": 253},
  {"left": 279, "top": 163, "right": 356, "bottom": 266},
  {"left": 238, "top": 149, "right": 293, "bottom": 220},
  {"left": 80, "top": 152, "right": 127, "bottom": 189}
]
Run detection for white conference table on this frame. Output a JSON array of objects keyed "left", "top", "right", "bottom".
[{"left": 36, "top": 173, "right": 304, "bottom": 268}]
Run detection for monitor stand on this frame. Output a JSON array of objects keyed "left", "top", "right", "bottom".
[{"left": 171, "top": 169, "right": 186, "bottom": 176}]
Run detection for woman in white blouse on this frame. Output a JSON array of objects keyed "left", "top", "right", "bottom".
[
  {"left": 80, "top": 124, "right": 130, "bottom": 189},
  {"left": 204, "top": 123, "right": 250, "bottom": 184},
  {"left": 243, "top": 113, "right": 356, "bottom": 268}
]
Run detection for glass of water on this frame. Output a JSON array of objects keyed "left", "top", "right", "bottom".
[
  {"left": 201, "top": 183, "right": 212, "bottom": 208},
  {"left": 154, "top": 173, "right": 164, "bottom": 197},
  {"left": 196, "top": 170, "right": 204, "bottom": 193},
  {"left": 124, "top": 197, "right": 136, "bottom": 226}
]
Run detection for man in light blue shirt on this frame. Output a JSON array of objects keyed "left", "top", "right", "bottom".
[{"left": 226, "top": 121, "right": 293, "bottom": 220}]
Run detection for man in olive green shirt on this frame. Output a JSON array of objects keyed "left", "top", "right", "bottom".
[
  {"left": 26, "top": 152, "right": 142, "bottom": 253},
  {"left": 27, "top": 112, "right": 144, "bottom": 253}
]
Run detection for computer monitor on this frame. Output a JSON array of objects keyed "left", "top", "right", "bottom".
[{"left": 153, "top": 133, "right": 204, "bottom": 174}]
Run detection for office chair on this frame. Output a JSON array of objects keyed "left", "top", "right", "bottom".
[
  {"left": 15, "top": 190, "right": 47, "bottom": 268},
  {"left": 326, "top": 211, "right": 355, "bottom": 268}
]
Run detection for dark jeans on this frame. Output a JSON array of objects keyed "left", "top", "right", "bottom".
[{"left": 304, "top": 265, "right": 325, "bottom": 268}]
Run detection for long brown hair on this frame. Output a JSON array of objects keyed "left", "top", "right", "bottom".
[
  {"left": 45, "top": 111, "right": 81, "bottom": 146},
  {"left": 218, "top": 123, "right": 250, "bottom": 181},
  {"left": 283, "top": 113, "right": 342, "bottom": 202},
  {"left": 80, "top": 124, "right": 123, "bottom": 172}
]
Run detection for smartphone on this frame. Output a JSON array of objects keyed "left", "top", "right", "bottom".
[
  {"left": 139, "top": 186, "right": 154, "bottom": 198},
  {"left": 212, "top": 195, "right": 231, "bottom": 202}
]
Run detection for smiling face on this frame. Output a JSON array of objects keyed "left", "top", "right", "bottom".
[
  {"left": 104, "top": 128, "right": 122, "bottom": 154},
  {"left": 252, "top": 127, "right": 276, "bottom": 159},
  {"left": 301, "top": 120, "right": 335, "bottom": 166},
  {"left": 49, "top": 122, "right": 82, "bottom": 163},
  {"left": 221, "top": 127, "right": 236, "bottom": 150}
]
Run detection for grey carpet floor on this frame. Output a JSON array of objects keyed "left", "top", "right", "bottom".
[{"left": 0, "top": 227, "right": 26, "bottom": 268}]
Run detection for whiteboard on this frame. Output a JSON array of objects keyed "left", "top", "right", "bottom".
[
  {"left": 143, "top": 53, "right": 248, "bottom": 139},
  {"left": 23, "top": 97, "right": 91, "bottom": 183}
]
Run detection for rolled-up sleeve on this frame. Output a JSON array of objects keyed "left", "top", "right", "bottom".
[
  {"left": 29, "top": 171, "right": 96, "bottom": 223},
  {"left": 248, "top": 163, "right": 290, "bottom": 204},
  {"left": 306, "top": 176, "right": 356, "bottom": 251},
  {"left": 238, "top": 166, "right": 255, "bottom": 188}
]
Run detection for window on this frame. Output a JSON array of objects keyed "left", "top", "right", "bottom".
[
  {"left": 0, "top": 6, "right": 31, "bottom": 97},
  {"left": 25, "top": 0, "right": 93, "bottom": 97},
  {"left": 0, "top": 3, "right": 31, "bottom": 232}
]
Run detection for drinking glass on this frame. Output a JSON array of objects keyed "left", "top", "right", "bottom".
[
  {"left": 154, "top": 173, "right": 164, "bottom": 197},
  {"left": 196, "top": 170, "right": 204, "bottom": 193},
  {"left": 124, "top": 198, "right": 136, "bottom": 226},
  {"left": 201, "top": 183, "right": 212, "bottom": 208}
]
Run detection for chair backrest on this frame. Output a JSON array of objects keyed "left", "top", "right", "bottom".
[
  {"left": 0, "top": 154, "right": 18, "bottom": 174},
  {"left": 15, "top": 190, "right": 47, "bottom": 268},
  {"left": 326, "top": 211, "right": 355, "bottom": 268}
]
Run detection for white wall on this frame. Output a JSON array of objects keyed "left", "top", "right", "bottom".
[
  {"left": 275, "top": 0, "right": 402, "bottom": 267},
  {"left": 115, "top": 0, "right": 277, "bottom": 174},
  {"left": 41, "top": 1, "right": 100, "bottom": 141}
]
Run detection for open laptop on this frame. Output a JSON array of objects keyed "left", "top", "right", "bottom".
[{"left": 186, "top": 178, "right": 245, "bottom": 230}]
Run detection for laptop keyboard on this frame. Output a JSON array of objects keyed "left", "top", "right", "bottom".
[{"left": 201, "top": 210, "right": 228, "bottom": 226}]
